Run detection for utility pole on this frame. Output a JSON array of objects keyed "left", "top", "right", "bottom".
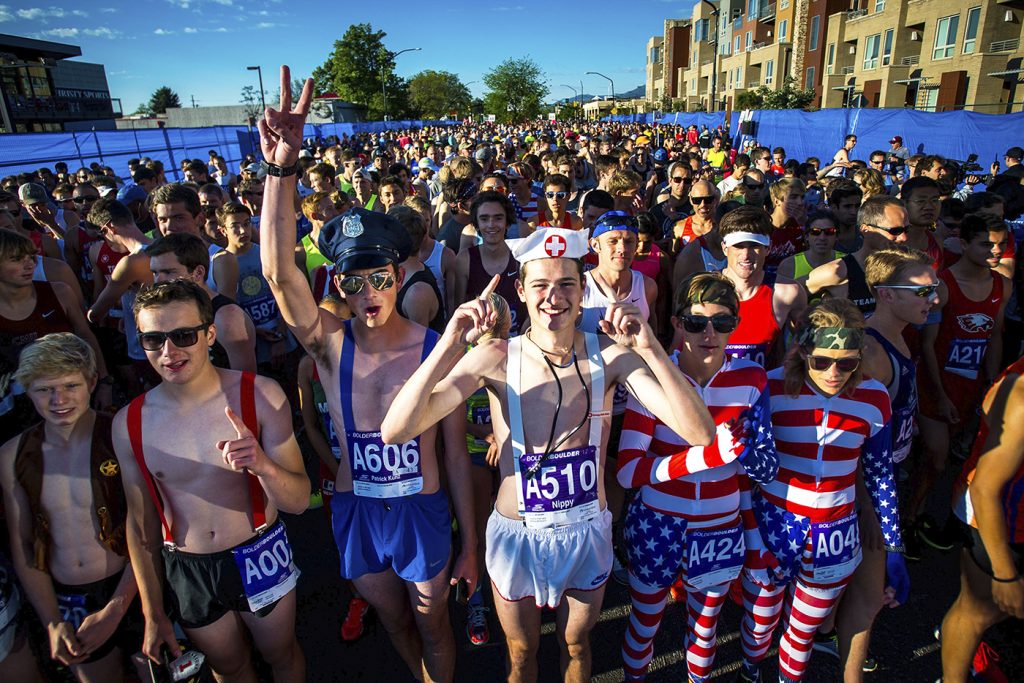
[
  {"left": 191, "top": 95, "right": 198, "bottom": 108},
  {"left": 246, "top": 65, "right": 266, "bottom": 111},
  {"left": 382, "top": 47, "right": 422, "bottom": 121}
]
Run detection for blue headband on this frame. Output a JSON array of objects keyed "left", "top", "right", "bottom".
[{"left": 591, "top": 211, "right": 639, "bottom": 239}]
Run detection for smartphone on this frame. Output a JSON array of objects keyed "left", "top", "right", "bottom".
[{"left": 455, "top": 577, "right": 470, "bottom": 605}]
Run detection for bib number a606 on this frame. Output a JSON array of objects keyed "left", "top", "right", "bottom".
[{"left": 352, "top": 440, "right": 419, "bottom": 477}]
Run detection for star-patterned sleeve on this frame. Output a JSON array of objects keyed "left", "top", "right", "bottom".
[
  {"left": 860, "top": 400, "right": 903, "bottom": 553},
  {"left": 738, "top": 384, "right": 778, "bottom": 486},
  {"left": 617, "top": 395, "right": 741, "bottom": 488}
]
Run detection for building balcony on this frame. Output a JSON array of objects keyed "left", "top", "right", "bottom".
[
  {"left": 899, "top": 55, "right": 920, "bottom": 67},
  {"left": 990, "top": 38, "right": 1020, "bottom": 53},
  {"left": 759, "top": 3, "right": 776, "bottom": 22}
]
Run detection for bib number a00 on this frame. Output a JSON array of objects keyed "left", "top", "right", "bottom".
[
  {"left": 685, "top": 524, "right": 745, "bottom": 590},
  {"left": 348, "top": 431, "right": 423, "bottom": 498},
  {"left": 811, "top": 514, "right": 862, "bottom": 582},
  {"left": 519, "top": 445, "right": 599, "bottom": 529},
  {"left": 231, "top": 523, "right": 300, "bottom": 612}
]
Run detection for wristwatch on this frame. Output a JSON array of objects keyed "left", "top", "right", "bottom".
[{"left": 259, "top": 160, "right": 298, "bottom": 178}]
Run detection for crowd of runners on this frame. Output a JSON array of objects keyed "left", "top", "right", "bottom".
[{"left": 0, "top": 65, "right": 1022, "bottom": 683}]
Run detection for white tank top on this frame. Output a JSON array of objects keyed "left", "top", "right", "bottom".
[
  {"left": 578, "top": 269, "right": 650, "bottom": 334},
  {"left": 33, "top": 256, "right": 46, "bottom": 282},
  {"left": 423, "top": 240, "right": 446, "bottom": 302},
  {"left": 206, "top": 244, "right": 222, "bottom": 291}
]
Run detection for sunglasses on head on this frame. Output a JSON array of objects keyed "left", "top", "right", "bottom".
[
  {"left": 595, "top": 213, "right": 638, "bottom": 231},
  {"left": 807, "top": 226, "right": 838, "bottom": 237},
  {"left": 807, "top": 355, "right": 860, "bottom": 373},
  {"left": 678, "top": 313, "right": 739, "bottom": 334},
  {"left": 865, "top": 223, "right": 909, "bottom": 237},
  {"left": 138, "top": 323, "right": 208, "bottom": 352},
  {"left": 545, "top": 191, "right": 567, "bottom": 199},
  {"left": 690, "top": 195, "right": 715, "bottom": 205},
  {"left": 876, "top": 283, "right": 939, "bottom": 298},
  {"left": 337, "top": 270, "right": 396, "bottom": 295}
]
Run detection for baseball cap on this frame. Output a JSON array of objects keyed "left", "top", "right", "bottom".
[
  {"left": 18, "top": 182, "right": 48, "bottom": 206},
  {"left": 116, "top": 184, "right": 148, "bottom": 204},
  {"left": 889, "top": 136, "right": 902, "bottom": 144},
  {"left": 417, "top": 157, "right": 440, "bottom": 173},
  {"left": 298, "top": 149, "right": 313, "bottom": 159},
  {"left": 243, "top": 163, "right": 261, "bottom": 174},
  {"left": 1006, "top": 146, "right": 1023, "bottom": 160},
  {"left": 474, "top": 147, "right": 492, "bottom": 162},
  {"left": 652, "top": 149, "right": 669, "bottom": 163}
]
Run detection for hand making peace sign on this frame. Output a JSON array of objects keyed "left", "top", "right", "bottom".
[{"left": 257, "top": 65, "right": 314, "bottom": 168}]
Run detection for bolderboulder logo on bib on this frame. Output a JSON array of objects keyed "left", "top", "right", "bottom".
[{"left": 956, "top": 313, "right": 994, "bottom": 334}]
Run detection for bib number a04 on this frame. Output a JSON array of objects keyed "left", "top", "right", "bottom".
[
  {"left": 231, "top": 523, "right": 300, "bottom": 612},
  {"left": 685, "top": 524, "right": 745, "bottom": 590},
  {"left": 348, "top": 431, "right": 423, "bottom": 498},
  {"left": 519, "top": 446, "right": 599, "bottom": 529},
  {"left": 811, "top": 514, "right": 862, "bottom": 582}
]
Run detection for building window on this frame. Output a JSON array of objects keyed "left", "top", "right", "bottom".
[
  {"left": 729, "top": 69, "right": 734, "bottom": 88},
  {"left": 806, "top": 66, "right": 816, "bottom": 89},
  {"left": 875, "top": 0, "right": 885, "bottom": 11},
  {"left": 749, "top": 0, "right": 757, "bottom": 20},
  {"left": 746, "top": 31, "right": 752, "bottom": 50},
  {"left": 826, "top": 43, "right": 835, "bottom": 75},
  {"left": 933, "top": 14, "right": 959, "bottom": 60},
  {"left": 882, "top": 29, "right": 893, "bottom": 66},
  {"left": 780, "top": 19, "right": 788, "bottom": 42},
  {"left": 736, "top": 36, "right": 741, "bottom": 52},
  {"left": 781, "top": 0, "right": 789, "bottom": 8},
  {"left": 864, "top": 34, "right": 881, "bottom": 70},
  {"left": 738, "top": 66, "right": 743, "bottom": 82},
  {"left": 963, "top": 6, "right": 980, "bottom": 54},
  {"left": 809, "top": 15, "right": 820, "bottom": 51},
  {"left": 766, "top": 59, "right": 775, "bottom": 85}
]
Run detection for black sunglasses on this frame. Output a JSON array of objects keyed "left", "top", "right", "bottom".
[
  {"left": 865, "top": 223, "right": 909, "bottom": 237},
  {"left": 73, "top": 196, "right": 98, "bottom": 204},
  {"left": 807, "top": 227, "right": 838, "bottom": 237},
  {"left": 690, "top": 196, "right": 715, "bottom": 205},
  {"left": 807, "top": 355, "right": 860, "bottom": 373},
  {"left": 338, "top": 271, "right": 396, "bottom": 295},
  {"left": 679, "top": 313, "right": 739, "bottom": 334},
  {"left": 138, "top": 323, "right": 208, "bottom": 351},
  {"left": 671, "top": 176, "right": 691, "bottom": 184}
]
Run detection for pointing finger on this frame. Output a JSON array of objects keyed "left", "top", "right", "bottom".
[
  {"left": 224, "top": 406, "right": 252, "bottom": 438},
  {"left": 480, "top": 274, "right": 500, "bottom": 300}
]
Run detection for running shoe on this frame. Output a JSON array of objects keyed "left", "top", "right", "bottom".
[
  {"left": 612, "top": 556, "right": 630, "bottom": 586},
  {"left": 862, "top": 654, "right": 878, "bottom": 672},
  {"left": 971, "top": 641, "right": 1009, "bottom": 683},
  {"left": 466, "top": 602, "right": 490, "bottom": 646},
  {"left": 811, "top": 629, "right": 839, "bottom": 659},
  {"left": 341, "top": 597, "right": 370, "bottom": 641},
  {"left": 917, "top": 516, "right": 955, "bottom": 552},
  {"left": 903, "top": 525, "right": 924, "bottom": 562},
  {"left": 308, "top": 489, "right": 323, "bottom": 510}
]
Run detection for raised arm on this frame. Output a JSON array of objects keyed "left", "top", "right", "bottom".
[{"left": 258, "top": 66, "right": 338, "bottom": 357}]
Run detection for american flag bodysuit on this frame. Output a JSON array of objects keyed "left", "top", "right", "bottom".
[
  {"left": 740, "top": 367, "right": 903, "bottom": 682},
  {"left": 617, "top": 358, "right": 777, "bottom": 681}
]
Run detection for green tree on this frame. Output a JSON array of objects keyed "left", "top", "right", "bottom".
[
  {"left": 408, "top": 70, "right": 471, "bottom": 120},
  {"left": 147, "top": 86, "right": 181, "bottom": 114},
  {"left": 735, "top": 77, "right": 816, "bottom": 110},
  {"left": 312, "top": 23, "right": 413, "bottom": 120},
  {"left": 482, "top": 57, "right": 546, "bottom": 123},
  {"left": 240, "top": 85, "right": 265, "bottom": 121}
]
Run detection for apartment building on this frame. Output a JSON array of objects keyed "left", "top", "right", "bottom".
[
  {"left": 646, "top": 19, "right": 693, "bottom": 104},
  {"left": 650, "top": 0, "right": 1024, "bottom": 113}
]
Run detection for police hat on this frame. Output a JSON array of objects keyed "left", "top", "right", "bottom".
[{"left": 318, "top": 207, "right": 412, "bottom": 273}]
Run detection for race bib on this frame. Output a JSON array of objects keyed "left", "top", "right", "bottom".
[
  {"left": 892, "top": 408, "right": 915, "bottom": 464},
  {"left": 231, "top": 523, "right": 300, "bottom": 612},
  {"left": 347, "top": 431, "right": 423, "bottom": 498},
  {"left": 241, "top": 293, "right": 279, "bottom": 327},
  {"left": 725, "top": 343, "right": 767, "bottom": 367},
  {"left": 811, "top": 514, "right": 862, "bottom": 582},
  {"left": 944, "top": 337, "right": 986, "bottom": 379},
  {"left": 470, "top": 405, "right": 491, "bottom": 425},
  {"left": 518, "top": 445, "right": 599, "bottom": 529},
  {"left": 685, "top": 524, "right": 745, "bottom": 590},
  {"left": 57, "top": 592, "right": 88, "bottom": 630}
]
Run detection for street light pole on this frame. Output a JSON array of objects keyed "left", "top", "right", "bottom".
[
  {"left": 586, "top": 71, "right": 615, "bottom": 102},
  {"left": 700, "top": 0, "right": 720, "bottom": 112},
  {"left": 381, "top": 47, "right": 422, "bottom": 121},
  {"left": 561, "top": 84, "right": 578, "bottom": 120},
  {"left": 246, "top": 66, "right": 266, "bottom": 111}
]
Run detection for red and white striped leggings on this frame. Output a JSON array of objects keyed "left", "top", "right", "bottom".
[
  {"left": 739, "top": 541, "right": 855, "bottom": 681},
  {"left": 622, "top": 573, "right": 731, "bottom": 681}
]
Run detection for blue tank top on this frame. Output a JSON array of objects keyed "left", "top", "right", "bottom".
[{"left": 866, "top": 328, "right": 916, "bottom": 464}]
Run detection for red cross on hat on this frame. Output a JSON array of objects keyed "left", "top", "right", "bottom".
[{"left": 544, "top": 234, "right": 567, "bottom": 257}]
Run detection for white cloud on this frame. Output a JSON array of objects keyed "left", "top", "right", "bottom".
[
  {"left": 256, "top": 22, "right": 278, "bottom": 29},
  {"left": 210, "top": 0, "right": 233, "bottom": 5},
  {"left": 16, "top": 7, "right": 88, "bottom": 20},
  {"left": 83, "top": 27, "right": 119, "bottom": 38},
  {"left": 154, "top": 28, "right": 174, "bottom": 35},
  {"left": 99, "top": 7, "right": 116, "bottom": 13},
  {"left": 183, "top": 27, "right": 197, "bottom": 33},
  {"left": 0, "top": 5, "right": 12, "bottom": 22},
  {"left": 212, "top": 27, "right": 228, "bottom": 32},
  {"left": 38, "top": 27, "right": 78, "bottom": 38}
]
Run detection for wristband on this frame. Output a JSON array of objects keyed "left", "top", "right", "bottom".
[
  {"left": 259, "top": 160, "right": 298, "bottom": 178},
  {"left": 991, "top": 573, "right": 1021, "bottom": 583}
]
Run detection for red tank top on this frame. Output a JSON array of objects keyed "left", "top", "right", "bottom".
[
  {"left": 953, "top": 355, "right": 1024, "bottom": 542},
  {"left": 673, "top": 216, "right": 699, "bottom": 253},
  {"left": 767, "top": 220, "right": 806, "bottom": 276},
  {"left": 934, "top": 268, "right": 1003, "bottom": 381},
  {"left": 538, "top": 211, "right": 573, "bottom": 229},
  {"left": 924, "top": 231, "right": 943, "bottom": 273},
  {"left": 96, "top": 242, "right": 128, "bottom": 280},
  {"left": 724, "top": 285, "right": 780, "bottom": 367},
  {"left": 76, "top": 226, "right": 103, "bottom": 283},
  {"left": 467, "top": 246, "right": 525, "bottom": 334},
  {"left": 0, "top": 282, "right": 72, "bottom": 401}
]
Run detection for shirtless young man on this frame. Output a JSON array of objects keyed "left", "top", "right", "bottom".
[
  {"left": 1, "top": 333, "right": 136, "bottom": 682},
  {"left": 258, "top": 69, "right": 477, "bottom": 683},
  {"left": 113, "top": 279, "right": 309, "bottom": 681},
  {"left": 381, "top": 226, "right": 715, "bottom": 683}
]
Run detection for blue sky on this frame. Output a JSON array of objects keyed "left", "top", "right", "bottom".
[{"left": 0, "top": 0, "right": 698, "bottom": 113}]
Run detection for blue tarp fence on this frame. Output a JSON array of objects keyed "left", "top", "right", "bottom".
[
  {"left": 0, "top": 120, "right": 455, "bottom": 181},
  {"left": 602, "top": 108, "right": 1024, "bottom": 170}
]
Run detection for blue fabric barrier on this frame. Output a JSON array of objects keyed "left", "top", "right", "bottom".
[{"left": 0, "top": 120, "right": 456, "bottom": 181}]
